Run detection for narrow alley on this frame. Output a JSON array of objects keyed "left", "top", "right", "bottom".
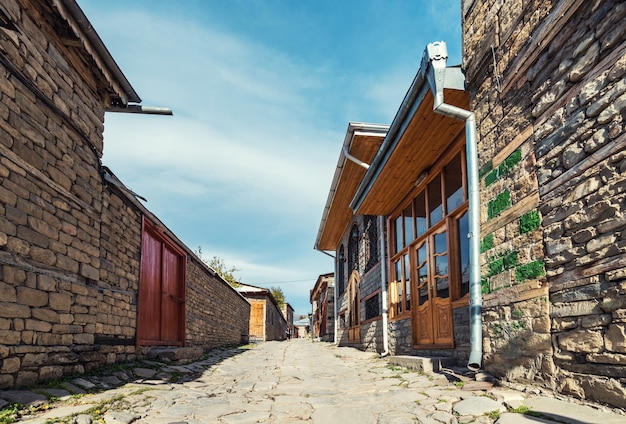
[{"left": 4, "top": 339, "right": 624, "bottom": 424}]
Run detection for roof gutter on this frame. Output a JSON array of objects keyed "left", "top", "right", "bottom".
[
  {"left": 424, "top": 41, "right": 482, "bottom": 371},
  {"left": 58, "top": 1, "right": 173, "bottom": 116}
]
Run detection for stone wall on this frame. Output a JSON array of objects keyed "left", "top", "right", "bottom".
[
  {"left": 1, "top": 0, "right": 251, "bottom": 389},
  {"left": 463, "top": 0, "right": 626, "bottom": 407},
  {"left": 1, "top": 0, "right": 111, "bottom": 388},
  {"left": 185, "top": 258, "right": 250, "bottom": 347},
  {"left": 335, "top": 215, "right": 384, "bottom": 351}
]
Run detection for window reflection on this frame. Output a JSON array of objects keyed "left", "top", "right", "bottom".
[
  {"left": 414, "top": 192, "right": 427, "bottom": 236},
  {"left": 428, "top": 175, "right": 443, "bottom": 225},
  {"left": 445, "top": 153, "right": 464, "bottom": 213},
  {"left": 458, "top": 212, "right": 470, "bottom": 298}
]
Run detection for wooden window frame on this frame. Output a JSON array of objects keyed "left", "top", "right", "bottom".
[{"left": 387, "top": 138, "right": 469, "bottom": 321}]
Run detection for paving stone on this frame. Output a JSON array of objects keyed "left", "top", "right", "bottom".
[
  {"left": 132, "top": 368, "right": 157, "bottom": 378},
  {"left": 20, "top": 403, "right": 94, "bottom": 424},
  {"left": 74, "top": 414, "right": 93, "bottom": 424},
  {"left": 0, "top": 390, "right": 48, "bottom": 406},
  {"left": 453, "top": 396, "right": 506, "bottom": 416},
  {"left": 102, "top": 411, "right": 140, "bottom": 424},
  {"left": 72, "top": 378, "right": 96, "bottom": 390},
  {"left": 7, "top": 341, "right": 625, "bottom": 424},
  {"left": 60, "top": 382, "right": 86, "bottom": 394},
  {"left": 35, "top": 387, "right": 71, "bottom": 398}
]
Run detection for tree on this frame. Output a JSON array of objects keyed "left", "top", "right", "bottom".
[
  {"left": 195, "top": 247, "right": 240, "bottom": 287},
  {"left": 270, "top": 286, "right": 285, "bottom": 309}
]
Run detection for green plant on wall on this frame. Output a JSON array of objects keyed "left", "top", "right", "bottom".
[
  {"left": 481, "top": 234, "right": 494, "bottom": 253},
  {"left": 488, "top": 190, "right": 511, "bottom": 220},
  {"left": 516, "top": 260, "right": 545, "bottom": 282},
  {"left": 520, "top": 210, "right": 541, "bottom": 234},
  {"left": 485, "top": 149, "right": 523, "bottom": 187},
  {"left": 486, "top": 250, "right": 518, "bottom": 277}
]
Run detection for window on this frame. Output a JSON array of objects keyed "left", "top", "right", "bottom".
[
  {"left": 362, "top": 215, "right": 379, "bottom": 273},
  {"left": 348, "top": 224, "right": 359, "bottom": 275},
  {"left": 365, "top": 294, "right": 380, "bottom": 321},
  {"left": 337, "top": 245, "right": 345, "bottom": 296},
  {"left": 389, "top": 150, "right": 469, "bottom": 321}
]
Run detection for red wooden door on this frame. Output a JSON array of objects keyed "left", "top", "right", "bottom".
[{"left": 137, "top": 219, "right": 186, "bottom": 346}]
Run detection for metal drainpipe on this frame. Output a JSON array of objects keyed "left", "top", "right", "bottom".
[
  {"left": 426, "top": 42, "right": 482, "bottom": 370},
  {"left": 379, "top": 215, "right": 390, "bottom": 357},
  {"left": 334, "top": 250, "right": 339, "bottom": 345}
]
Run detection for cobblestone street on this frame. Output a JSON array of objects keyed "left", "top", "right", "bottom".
[{"left": 1, "top": 339, "right": 623, "bottom": 424}]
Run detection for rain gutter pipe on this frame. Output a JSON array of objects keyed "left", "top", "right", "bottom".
[
  {"left": 379, "top": 215, "right": 389, "bottom": 357},
  {"left": 342, "top": 146, "right": 370, "bottom": 169},
  {"left": 425, "top": 42, "right": 482, "bottom": 371}
]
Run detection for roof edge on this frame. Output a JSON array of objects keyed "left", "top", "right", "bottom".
[
  {"left": 56, "top": 0, "right": 141, "bottom": 104},
  {"left": 350, "top": 41, "right": 466, "bottom": 213},
  {"left": 314, "top": 123, "right": 389, "bottom": 251}
]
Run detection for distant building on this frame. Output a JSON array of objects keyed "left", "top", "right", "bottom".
[
  {"left": 310, "top": 273, "right": 335, "bottom": 342},
  {"left": 236, "top": 283, "right": 287, "bottom": 342},
  {"left": 281, "top": 302, "right": 295, "bottom": 339}
]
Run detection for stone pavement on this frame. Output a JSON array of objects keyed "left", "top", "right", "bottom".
[{"left": 1, "top": 339, "right": 624, "bottom": 424}]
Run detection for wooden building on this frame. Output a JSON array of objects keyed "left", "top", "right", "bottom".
[
  {"left": 316, "top": 0, "right": 626, "bottom": 409},
  {"left": 237, "top": 283, "right": 287, "bottom": 342}
]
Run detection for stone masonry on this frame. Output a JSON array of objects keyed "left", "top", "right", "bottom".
[
  {"left": 463, "top": 0, "right": 626, "bottom": 407},
  {"left": 0, "top": 0, "right": 250, "bottom": 389}
]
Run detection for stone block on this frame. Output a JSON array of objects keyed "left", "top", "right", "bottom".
[
  {"left": 39, "top": 365, "right": 63, "bottom": 380},
  {"left": 0, "top": 374, "right": 14, "bottom": 389},
  {"left": 558, "top": 329, "right": 604, "bottom": 353},
  {"left": 48, "top": 292, "right": 72, "bottom": 312},
  {"left": 551, "top": 300, "right": 602, "bottom": 317},
  {"left": 73, "top": 333, "right": 94, "bottom": 344},
  {"left": 15, "top": 371, "right": 38, "bottom": 387},
  {"left": 22, "top": 353, "right": 47, "bottom": 367},
  {"left": 581, "top": 314, "right": 611, "bottom": 328},
  {"left": 31, "top": 308, "right": 59, "bottom": 323},
  {"left": 1, "top": 356, "right": 20, "bottom": 373},
  {"left": 16, "top": 286, "right": 48, "bottom": 307},
  {"left": 605, "top": 323, "right": 626, "bottom": 352},
  {"left": 0, "top": 281, "right": 16, "bottom": 302},
  {"left": 0, "top": 301, "right": 30, "bottom": 319}
]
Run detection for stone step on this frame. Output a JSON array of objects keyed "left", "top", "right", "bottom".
[{"left": 388, "top": 355, "right": 456, "bottom": 373}]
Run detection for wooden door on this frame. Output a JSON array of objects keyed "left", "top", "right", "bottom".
[
  {"left": 412, "top": 229, "right": 453, "bottom": 347},
  {"left": 137, "top": 219, "right": 186, "bottom": 346},
  {"left": 250, "top": 302, "right": 265, "bottom": 340},
  {"left": 347, "top": 271, "right": 360, "bottom": 342}
]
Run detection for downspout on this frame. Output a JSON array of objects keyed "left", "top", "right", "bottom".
[
  {"left": 425, "top": 42, "right": 482, "bottom": 371},
  {"left": 334, "top": 251, "right": 339, "bottom": 345},
  {"left": 379, "top": 215, "right": 389, "bottom": 357},
  {"left": 343, "top": 146, "right": 370, "bottom": 169}
]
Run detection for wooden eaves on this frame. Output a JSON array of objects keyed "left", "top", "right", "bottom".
[
  {"left": 314, "top": 123, "right": 389, "bottom": 252},
  {"left": 350, "top": 65, "right": 469, "bottom": 217}
]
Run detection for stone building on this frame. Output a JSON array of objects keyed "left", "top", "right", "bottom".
[
  {"left": 0, "top": 0, "right": 249, "bottom": 389},
  {"left": 310, "top": 272, "right": 334, "bottom": 342},
  {"left": 281, "top": 302, "right": 294, "bottom": 339},
  {"left": 315, "top": 123, "right": 389, "bottom": 352},
  {"left": 236, "top": 283, "right": 287, "bottom": 342},
  {"left": 316, "top": 0, "right": 626, "bottom": 409},
  {"left": 463, "top": 0, "right": 626, "bottom": 407}
]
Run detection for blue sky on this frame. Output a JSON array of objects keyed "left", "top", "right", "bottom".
[{"left": 78, "top": 0, "right": 462, "bottom": 318}]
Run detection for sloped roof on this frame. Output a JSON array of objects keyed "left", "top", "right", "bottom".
[{"left": 314, "top": 123, "right": 388, "bottom": 251}]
